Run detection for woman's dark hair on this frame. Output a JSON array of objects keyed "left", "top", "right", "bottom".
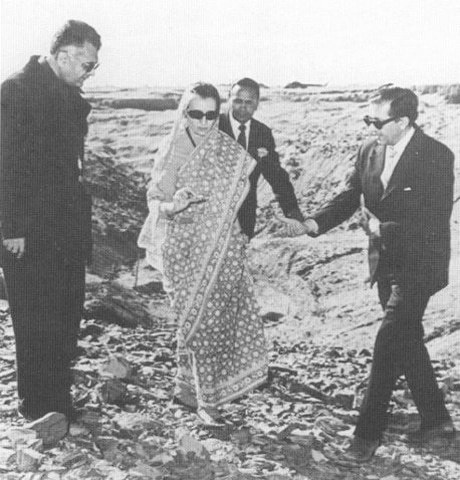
[
  {"left": 372, "top": 87, "right": 418, "bottom": 125},
  {"left": 190, "top": 83, "right": 221, "bottom": 113},
  {"left": 50, "top": 20, "right": 101, "bottom": 54}
]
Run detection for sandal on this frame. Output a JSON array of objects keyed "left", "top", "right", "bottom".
[{"left": 197, "top": 407, "right": 227, "bottom": 427}]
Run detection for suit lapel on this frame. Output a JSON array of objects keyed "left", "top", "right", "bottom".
[{"left": 381, "top": 129, "right": 422, "bottom": 201}]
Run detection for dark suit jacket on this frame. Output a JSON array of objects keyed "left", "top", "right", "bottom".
[
  {"left": 219, "top": 113, "right": 303, "bottom": 238},
  {"left": 0, "top": 56, "right": 92, "bottom": 265},
  {"left": 312, "top": 128, "right": 454, "bottom": 295}
]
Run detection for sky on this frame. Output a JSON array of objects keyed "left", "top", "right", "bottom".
[{"left": 1, "top": 0, "right": 459, "bottom": 88}]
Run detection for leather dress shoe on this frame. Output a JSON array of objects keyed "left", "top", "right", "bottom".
[
  {"left": 404, "top": 420, "right": 456, "bottom": 445},
  {"left": 335, "top": 436, "right": 380, "bottom": 465}
]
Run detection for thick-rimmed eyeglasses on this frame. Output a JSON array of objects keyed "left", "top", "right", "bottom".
[
  {"left": 187, "top": 109, "right": 219, "bottom": 121},
  {"left": 60, "top": 50, "right": 99, "bottom": 73},
  {"left": 363, "top": 115, "right": 397, "bottom": 130}
]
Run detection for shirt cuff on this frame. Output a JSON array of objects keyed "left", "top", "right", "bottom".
[
  {"left": 285, "top": 209, "right": 305, "bottom": 222},
  {"left": 304, "top": 218, "right": 319, "bottom": 235}
]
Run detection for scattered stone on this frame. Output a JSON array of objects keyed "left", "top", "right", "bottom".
[
  {"left": 0, "top": 368, "right": 16, "bottom": 381},
  {"left": 96, "top": 436, "right": 120, "bottom": 462},
  {"left": 26, "top": 412, "right": 68, "bottom": 446},
  {"left": 6, "top": 428, "right": 37, "bottom": 448},
  {"left": 16, "top": 447, "right": 44, "bottom": 471},
  {"left": 311, "top": 449, "right": 328, "bottom": 462},
  {"left": 68, "top": 423, "right": 91, "bottom": 437},
  {"left": 113, "top": 412, "right": 160, "bottom": 434},
  {"left": 281, "top": 444, "right": 310, "bottom": 467},
  {"left": 99, "top": 354, "right": 133, "bottom": 379},
  {"left": 150, "top": 451, "right": 174, "bottom": 465},
  {"left": 99, "top": 378, "right": 128, "bottom": 404},
  {"left": 333, "top": 389, "right": 355, "bottom": 409},
  {"left": 26, "top": 439, "right": 44, "bottom": 453},
  {"left": 129, "top": 461, "right": 163, "bottom": 479},
  {"left": 0, "top": 446, "right": 15, "bottom": 467},
  {"left": 178, "top": 433, "right": 209, "bottom": 459},
  {"left": 55, "top": 451, "right": 88, "bottom": 469}
]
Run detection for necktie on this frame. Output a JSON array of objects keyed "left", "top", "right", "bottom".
[
  {"left": 237, "top": 123, "right": 246, "bottom": 149},
  {"left": 381, "top": 146, "right": 397, "bottom": 189}
]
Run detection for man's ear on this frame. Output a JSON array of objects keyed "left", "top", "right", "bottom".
[{"left": 399, "top": 116, "right": 410, "bottom": 129}]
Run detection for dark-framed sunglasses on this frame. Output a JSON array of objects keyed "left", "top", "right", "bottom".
[
  {"left": 363, "top": 115, "right": 397, "bottom": 130},
  {"left": 81, "top": 62, "right": 99, "bottom": 73},
  {"left": 60, "top": 50, "right": 99, "bottom": 73},
  {"left": 187, "top": 109, "right": 219, "bottom": 121}
]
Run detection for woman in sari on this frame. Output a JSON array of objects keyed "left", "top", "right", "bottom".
[{"left": 138, "top": 83, "right": 268, "bottom": 424}]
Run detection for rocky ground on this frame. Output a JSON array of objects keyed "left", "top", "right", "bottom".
[{"left": 0, "top": 86, "right": 459, "bottom": 479}]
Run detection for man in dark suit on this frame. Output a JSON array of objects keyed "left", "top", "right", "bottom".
[
  {"left": 297, "top": 87, "right": 455, "bottom": 463},
  {"left": 0, "top": 20, "right": 101, "bottom": 422},
  {"left": 219, "top": 77, "right": 304, "bottom": 239}
]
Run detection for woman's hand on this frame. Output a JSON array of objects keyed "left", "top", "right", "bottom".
[
  {"left": 276, "top": 216, "right": 318, "bottom": 237},
  {"left": 161, "top": 188, "right": 206, "bottom": 216}
]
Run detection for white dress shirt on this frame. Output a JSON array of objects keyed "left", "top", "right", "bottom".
[
  {"left": 380, "top": 127, "right": 415, "bottom": 190},
  {"left": 229, "top": 113, "right": 252, "bottom": 151}
]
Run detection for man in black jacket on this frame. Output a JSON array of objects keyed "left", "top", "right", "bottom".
[
  {"left": 0, "top": 20, "right": 101, "bottom": 421},
  {"left": 219, "top": 78, "right": 304, "bottom": 239},
  {"left": 295, "top": 87, "right": 455, "bottom": 463}
]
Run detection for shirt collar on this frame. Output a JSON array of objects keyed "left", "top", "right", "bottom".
[
  {"left": 229, "top": 112, "right": 251, "bottom": 138},
  {"left": 388, "top": 126, "right": 415, "bottom": 156}
]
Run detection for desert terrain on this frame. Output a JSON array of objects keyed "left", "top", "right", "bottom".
[{"left": 0, "top": 84, "right": 459, "bottom": 479}]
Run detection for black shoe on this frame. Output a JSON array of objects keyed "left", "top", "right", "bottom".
[
  {"left": 404, "top": 420, "right": 456, "bottom": 445},
  {"left": 197, "top": 407, "right": 227, "bottom": 427},
  {"left": 63, "top": 406, "right": 86, "bottom": 423},
  {"left": 334, "top": 436, "right": 380, "bottom": 465}
]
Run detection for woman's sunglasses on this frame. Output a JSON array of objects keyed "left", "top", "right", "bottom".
[
  {"left": 187, "top": 109, "right": 219, "bottom": 121},
  {"left": 363, "top": 115, "right": 397, "bottom": 130}
]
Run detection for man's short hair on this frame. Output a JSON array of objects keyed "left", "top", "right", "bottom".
[
  {"left": 231, "top": 77, "right": 260, "bottom": 99},
  {"left": 50, "top": 20, "right": 101, "bottom": 54},
  {"left": 190, "top": 82, "right": 221, "bottom": 112},
  {"left": 372, "top": 87, "right": 418, "bottom": 125}
]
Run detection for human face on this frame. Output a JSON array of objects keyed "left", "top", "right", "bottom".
[
  {"left": 367, "top": 101, "right": 406, "bottom": 146},
  {"left": 229, "top": 85, "right": 259, "bottom": 124},
  {"left": 57, "top": 41, "right": 99, "bottom": 88},
  {"left": 186, "top": 95, "right": 218, "bottom": 137}
]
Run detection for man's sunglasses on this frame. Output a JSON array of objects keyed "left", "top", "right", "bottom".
[
  {"left": 60, "top": 50, "right": 99, "bottom": 73},
  {"left": 363, "top": 115, "right": 397, "bottom": 130},
  {"left": 81, "top": 62, "right": 99, "bottom": 73},
  {"left": 187, "top": 109, "right": 219, "bottom": 121}
]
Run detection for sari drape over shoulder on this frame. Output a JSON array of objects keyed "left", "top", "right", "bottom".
[{"left": 139, "top": 126, "right": 268, "bottom": 408}]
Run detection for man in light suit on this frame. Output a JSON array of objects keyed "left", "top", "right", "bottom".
[
  {"left": 298, "top": 87, "right": 455, "bottom": 463},
  {"left": 219, "top": 77, "right": 304, "bottom": 239}
]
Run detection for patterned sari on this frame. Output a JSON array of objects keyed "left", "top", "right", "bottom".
[{"left": 139, "top": 114, "right": 268, "bottom": 409}]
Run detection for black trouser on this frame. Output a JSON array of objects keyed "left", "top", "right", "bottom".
[
  {"left": 2, "top": 252, "right": 85, "bottom": 418},
  {"left": 354, "top": 276, "right": 451, "bottom": 441}
]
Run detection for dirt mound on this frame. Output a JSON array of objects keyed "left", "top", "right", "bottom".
[{"left": 103, "top": 97, "right": 179, "bottom": 111}]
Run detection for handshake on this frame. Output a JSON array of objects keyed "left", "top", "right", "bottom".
[{"left": 276, "top": 217, "right": 319, "bottom": 237}]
